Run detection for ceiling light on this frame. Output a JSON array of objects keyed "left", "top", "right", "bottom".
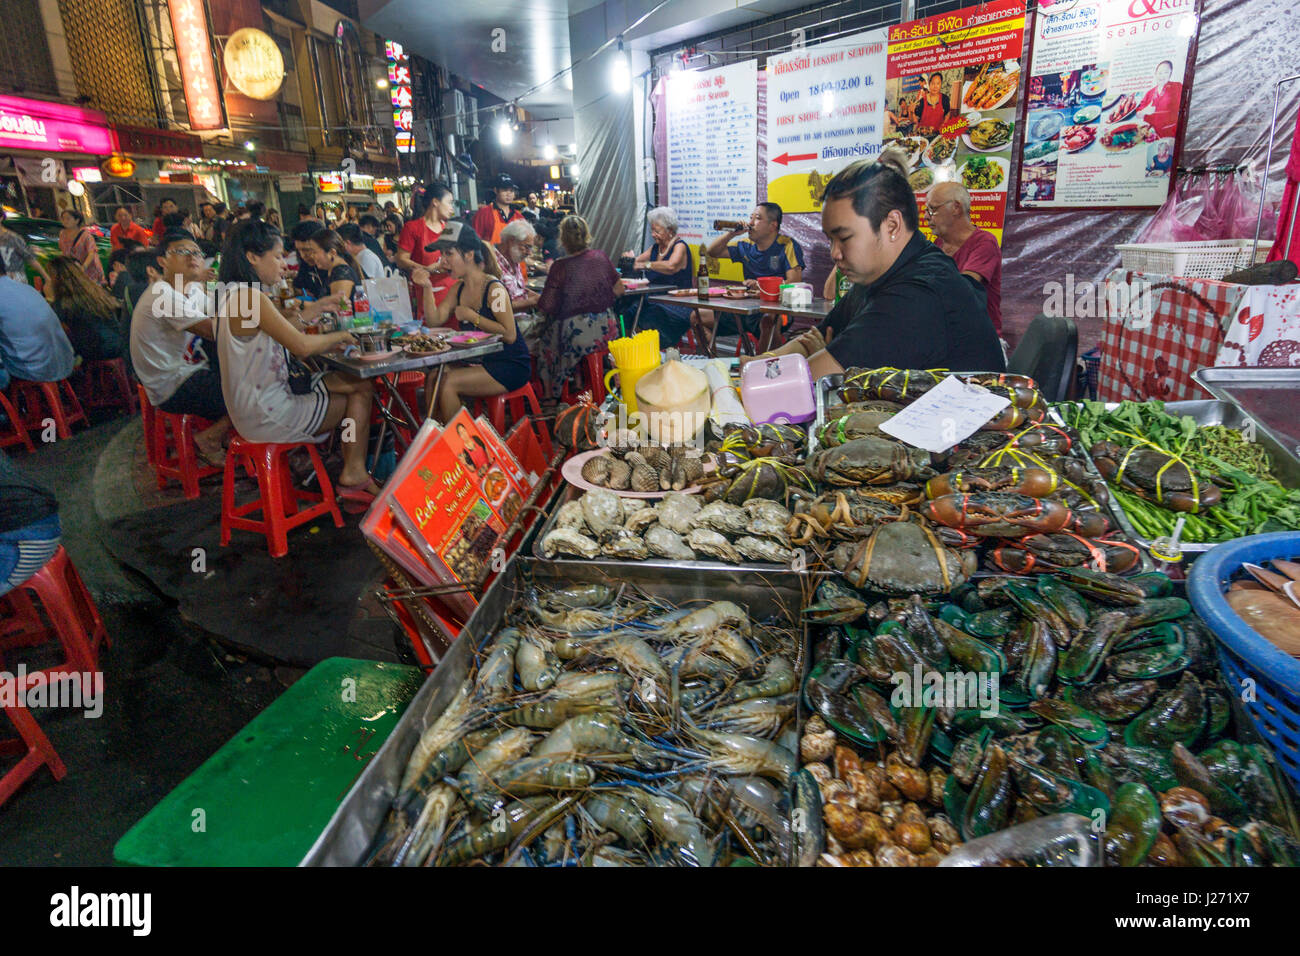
[
  {"left": 244, "top": 140, "right": 256, "bottom": 151},
  {"left": 376, "top": 78, "right": 389, "bottom": 89},
  {"left": 570, "top": 162, "right": 580, "bottom": 177},
  {"left": 543, "top": 143, "right": 556, "bottom": 160},
  {"left": 67, "top": 180, "right": 85, "bottom": 197},
  {"left": 611, "top": 36, "right": 630, "bottom": 94},
  {"left": 496, "top": 120, "right": 513, "bottom": 146},
  {"left": 549, "top": 164, "right": 560, "bottom": 179}
]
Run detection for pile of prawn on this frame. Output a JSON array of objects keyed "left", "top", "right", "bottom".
[{"left": 367, "top": 581, "right": 803, "bottom": 867}]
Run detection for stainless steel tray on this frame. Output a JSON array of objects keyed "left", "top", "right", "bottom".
[
  {"left": 1054, "top": 399, "right": 1300, "bottom": 556},
  {"left": 301, "top": 557, "right": 810, "bottom": 866},
  {"left": 1193, "top": 367, "right": 1300, "bottom": 460},
  {"left": 531, "top": 481, "right": 809, "bottom": 575}
]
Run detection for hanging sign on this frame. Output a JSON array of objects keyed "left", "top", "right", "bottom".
[
  {"left": 223, "top": 28, "right": 285, "bottom": 101},
  {"left": 169, "top": 0, "right": 225, "bottom": 130},
  {"left": 386, "top": 40, "right": 414, "bottom": 153},
  {"left": 102, "top": 154, "right": 137, "bottom": 178}
]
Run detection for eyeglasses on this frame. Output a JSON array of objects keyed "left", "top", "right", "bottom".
[{"left": 171, "top": 247, "right": 203, "bottom": 259}]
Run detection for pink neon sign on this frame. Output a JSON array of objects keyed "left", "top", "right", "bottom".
[{"left": 0, "top": 95, "right": 115, "bottom": 155}]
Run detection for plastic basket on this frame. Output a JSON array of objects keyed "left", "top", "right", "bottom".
[
  {"left": 1114, "top": 239, "right": 1274, "bottom": 279},
  {"left": 1186, "top": 531, "right": 1300, "bottom": 792}
]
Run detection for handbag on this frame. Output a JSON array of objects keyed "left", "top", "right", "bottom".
[{"left": 283, "top": 345, "right": 316, "bottom": 395}]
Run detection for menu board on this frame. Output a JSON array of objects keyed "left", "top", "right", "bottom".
[
  {"left": 665, "top": 61, "right": 759, "bottom": 246},
  {"left": 765, "top": 30, "right": 889, "bottom": 214},
  {"left": 1018, "top": 0, "right": 1200, "bottom": 209},
  {"left": 885, "top": 0, "right": 1027, "bottom": 244},
  {"left": 359, "top": 410, "right": 534, "bottom": 619}
]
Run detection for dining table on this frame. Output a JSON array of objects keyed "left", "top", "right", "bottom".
[{"left": 319, "top": 338, "right": 505, "bottom": 451}]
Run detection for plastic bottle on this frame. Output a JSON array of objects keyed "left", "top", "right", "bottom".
[
  {"left": 939, "top": 814, "right": 1099, "bottom": 867},
  {"left": 352, "top": 284, "right": 371, "bottom": 328}
]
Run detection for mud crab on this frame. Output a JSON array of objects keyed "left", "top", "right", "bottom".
[
  {"left": 988, "top": 532, "right": 1143, "bottom": 574},
  {"left": 806, "top": 436, "right": 937, "bottom": 487},
  {"left": 1090, "top": 440, "right": 1222, "bottom": 514},
  {"left": 829, "top": 519, "right": 976, "bottom": 595},
  {"left": 922, "top": 493, "right": 1073, "bottom": 538},
  {"left": 838, "top": 367, "right": 946, "bottom": 404}
]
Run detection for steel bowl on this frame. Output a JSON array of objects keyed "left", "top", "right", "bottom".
[{"left": 351, "top": 325, "right": 396, "bottom": 354}]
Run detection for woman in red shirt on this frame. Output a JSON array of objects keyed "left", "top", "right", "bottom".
[
  {"left": 1137, "top": 60, "right": 1183, "bottom": 141},
  {"left": 395, "top": 184, "right": 457, "bottom": 317},
  {"left": 915, "top": 73, "right": 952, "bottom": 135}
]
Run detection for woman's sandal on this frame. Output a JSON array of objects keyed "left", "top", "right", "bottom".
[{"left": 337, "top": 480, "right": 382, "bottom": 514}]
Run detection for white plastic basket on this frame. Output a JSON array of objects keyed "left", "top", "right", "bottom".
[{"left": 1114, "top": 239, "right": 1274, "bottom": 279}]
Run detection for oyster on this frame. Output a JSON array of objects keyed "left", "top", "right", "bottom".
[
  {"left": 691, "top": 500, "right": 749, "bottom": 535},
  {"left": 541, "top": 528, "right": 600, "bottom": 559},
  {"left": 581, "top": 489, "right": 625, "bottom": 540},
  {"left": 657, "top": 492, "right": 702, "bottom": 534},
  {"left": 555, "top": 500, "right": 588, "bottom": 532},
  {"left": 601, "top": 528, "right": 649, "bottom": 560},
  {"left": 646, "top": 524, "right": 695, "bottom": 560},
  {"left": 748, "top": 515, "right": 792, "bottom": 547},
  {"left": 687, "top": 528, "right": 742, "bottom": 563},
  {"left": 733, "top": 535, "right": 794, "bottom": 564},
  {"left": 743, "top": 498, "right": 793, "bottom": 525},
  {"left": 624, "top": 505, "right": 659, "bottom": 534}
]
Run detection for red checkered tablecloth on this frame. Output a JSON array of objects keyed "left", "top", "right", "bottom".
[{"left": 1098, "top": 270, "right": 1235, "bottom": 402}]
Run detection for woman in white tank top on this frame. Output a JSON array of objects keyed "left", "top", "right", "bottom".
[{"left": 216, "top": 219, "right": 380, "bottom": 506}]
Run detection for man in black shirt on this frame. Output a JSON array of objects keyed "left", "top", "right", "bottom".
[
  {"left": 358, "top": 214, "right": 389, "bottom": 265},
  {"left": 289, "top": 220, "right": 330, "bottom": 300},
  {"left": 754, "top": 149, "right": 1003, "bottom": 376}
]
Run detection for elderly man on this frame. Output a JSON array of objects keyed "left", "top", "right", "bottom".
[
  {"left": 927, "top": 181, "right": 1003, "bottom": 337},
  {"left": 494, "top": 219, "right": 540, "bottom": 314}
]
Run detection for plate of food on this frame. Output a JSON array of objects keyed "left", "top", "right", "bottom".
[
  {"left": 562, "top": 448, "right": 716, "bottom": 498},
  {"left": 886, "top": 135, "right": 929, "bottom": 168},
  {"left": 1080, "top": 68, "right": 1107, "bottom": 98},
  {"left": 1023, "top": 138, "right": 1059, "bottom": 162},
  {"left": 398, "top": 331, "right": 452, "bottom": 356},
  {"left": 923, "top": 134, "right": 959, "bottom": 167},
  {"left": 962, "top": 66, "right": 1020, "bottom": 111},
  {"left": 1100, "top": 122, "right": 1142, "bottom": 151},
  {"left": 908, "top": 167, "right": 935, "bottom": 193},
  {"left": 446, "top": 330, "right": 502, "bottom": 348},
  {"left": 963, "top": 117, "right": 1014, "bottom": 152},
  {"left": 1062, "top": 124, "right": 1097, "bottom": 152},
  {"left": 1104, "top": 92, "right": 1138, "bottom": 124},
  {"left": 959, "top": 155, "right": 1008, "bottom": 192},
  {"left": 1073, "top": 104, "right": 1101, "bottom": 124},
  {"left": 1030, "top": 112, "right": 1064, "bottom": 142}
]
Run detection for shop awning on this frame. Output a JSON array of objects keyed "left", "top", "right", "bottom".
[{"left": 0, "top": 94, "right": 114, "bottom": 156}]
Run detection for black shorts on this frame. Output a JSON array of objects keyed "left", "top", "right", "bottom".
[{"left": 159, "top": 368, "right": 227, "bottom": 422}]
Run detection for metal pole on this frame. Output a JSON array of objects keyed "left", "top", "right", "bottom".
[{"left": 1252, "top": 73, "right": 1300, "bottom": 263}]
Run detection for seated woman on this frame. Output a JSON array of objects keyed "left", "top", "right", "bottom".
[
  {"left": 45, "top": 255, "right": 126, "bottom": 362},
  {"left": 535, "top": 215, "right": 624, "bottom": 399},
  {"left": 296, "top": 228, "right": 363, "bottom": 325},
  {"left": 215, "top": 218, "right": 380, "bottom": 507},
  {"left": 57, "top": 209, "right": 104, "bottom": 286},
  {"left": 413, "top": 222, "right": 530, "bottom": 423},
  {"left": 624, "top": 205, "right": 693, "bottom": 347}
]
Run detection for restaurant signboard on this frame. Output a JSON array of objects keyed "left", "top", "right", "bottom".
[
  {"left": 766, "top": 30, "right": 889, "bottom": 214},
  {"left": 169, "top": 0, "right": 225, "bottom": 131},
  {"left": 885, "top": 0, "right": 1028, "bottom": 245},
  {"left": 1017, "top": 0, "right": 1200, "bottom": 209},
  {"left": 386, "top": 41, "right": 414, "bottom": 154},
  {"left": 0, "top": 95, "right": 115, "bottom": 156}
]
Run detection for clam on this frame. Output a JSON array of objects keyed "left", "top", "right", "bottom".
[
  {"left": 630, "top": 464, "right": 659, "bottom": 493},
  {"left": 687, "top": 528, "right": 742, "bottom": 563},
  {"left": 733, "top": 535, "right": 793, "bottom": 564},
  {"left": 580, "top": 489, "right": 624, "bottom": 540},
  {"left": 656, "top": 491, "right": 702, "bottom": 534},
  {"left": 540, "top": 528, "right": 600, "bottom": 559},
  {"left": 581, "top": 454, "right": 612, "bottom": 486},
  {"left": 607, "top": 457, "right": 632, "bottom": 491},
  {"left": 690, "top": 500, "right": 749, "bottom": 535},
  {"left": 645, "top": 524, "right": 695, "bottom": 561}
]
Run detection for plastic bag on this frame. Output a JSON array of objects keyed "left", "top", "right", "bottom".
[{"left": 1137, "top": 174, "right": 1209, "bottom": 242}]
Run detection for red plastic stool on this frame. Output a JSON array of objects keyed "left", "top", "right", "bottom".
[
  {"left": 559, "top": 351, "right": 608, "bottom": 405},
  {"left": 7, "top": 379, "right": 87, "bottom": 440},
  {"left": 0, "top": 545, "right": 109, "bottom": 689},
  {"left": 0, "top": 389, "right": 35, "bottom": 453},
  {"left": 78, "top": 358, "right": 137, "bottom": 414},
  {"left": 475, "top": 382, "right": 543, "bottom": 439},
  {"left": 150, "top": 404, "right": 220, "bottom": 499},
  {"left": 395, "top": 370, "right": 425, "bottom": 421},
  {"left": 0, "top": 699, "right": 67, "bottom": 807},
  {"left": 221, "top": 436, "right": 344, "bottom": 558}
]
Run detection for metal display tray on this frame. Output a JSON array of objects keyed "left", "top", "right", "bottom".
[
  {"left": 1054, "top": 399, "right": 1300, "bottom": 556},
  {"left": 531, "top": 480, "right": 812, "bottom": 575},
  {"left": 300, "top": 557, "right": 810, "bottom": 866},
  {"left": 1193, "top": 367, "right": 1300, "bottom": 458}
]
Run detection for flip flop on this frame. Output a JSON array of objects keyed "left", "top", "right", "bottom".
[
  {"left": 195, "top": 446, "right": 226, "bottom": 469},
  {"left": 337, "top": 481, "right": 381, "bottom": 514}
]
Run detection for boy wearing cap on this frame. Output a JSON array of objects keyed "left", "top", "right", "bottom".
[{"left": 472, "top": 174, "right": 525, "bottom": 245}]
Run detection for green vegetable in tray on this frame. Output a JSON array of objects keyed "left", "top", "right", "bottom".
[{"left": 1056, "top": 400, "right": 1300, "bottom": 542}]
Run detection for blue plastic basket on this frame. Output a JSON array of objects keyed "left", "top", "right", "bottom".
[{"left": 1187, "top": 531, "right": 1300, "bottom": 792}]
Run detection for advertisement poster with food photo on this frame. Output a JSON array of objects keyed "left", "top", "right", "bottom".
[
  {"left": 1018, "top": 0, "right": 1200, "bottom": 209},
  {"left": 765, "top": 29, "right": 889, "bottom": 214},
  {"left": 884, "top": 0, "right": 1027, "bottom": 244}
]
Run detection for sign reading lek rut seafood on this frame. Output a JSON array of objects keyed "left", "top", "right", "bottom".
[
  {"left": 765, "top": 30, "right": 889, "bottom": 214},
  {"left": 884, "top": 0, "right": 1027, "bottom": 245},
  {"left": 1019, "top": 0, "right": 1201, "bottom": 208}
]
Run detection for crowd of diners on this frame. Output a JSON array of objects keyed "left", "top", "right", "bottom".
[{"left": 0, "top": 145, "right": 1004, "bottom": 515}]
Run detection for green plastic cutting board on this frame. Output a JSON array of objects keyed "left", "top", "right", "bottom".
[{"left": 113, "top": 657, "right": 424, "bottom": 867}]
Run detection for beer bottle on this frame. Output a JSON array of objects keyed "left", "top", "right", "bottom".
[
  {"left": 697, "top": 245, "right": 710, "bottom": 299},
  {"left": 713, "top": 219, "right": 745, "bottom": 231}
]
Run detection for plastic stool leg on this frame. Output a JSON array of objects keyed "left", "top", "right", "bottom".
[
  {"left": 257, "top": 448, "right": 290, "bottom": 558},
  {"left": 220, "top": 447, "right": 238, "bottom": 547},
  {"left": 306, "top": 443, "right": 345, "bottom": 529}
]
